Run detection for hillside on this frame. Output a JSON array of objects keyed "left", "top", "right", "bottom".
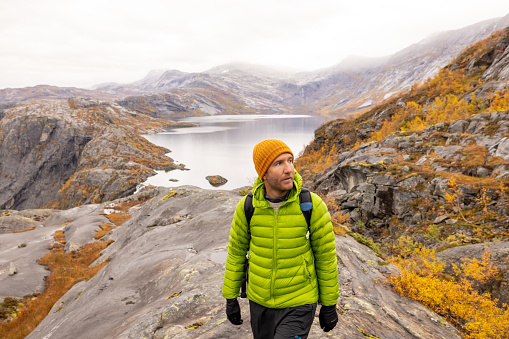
[
  {"left": 0, "top": 97, "right": 194, "bottom": 210},
  {"left": 295, "top": 27, "right": 509, "bottom": 336}
]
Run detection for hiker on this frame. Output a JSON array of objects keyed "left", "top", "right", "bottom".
[{"left": 222, "top": 139, "right": 339, "bottom": 339}]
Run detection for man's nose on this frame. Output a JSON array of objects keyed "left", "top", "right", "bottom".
[{"left": 283, "top": 161, "right": 294, "bottom": 172}]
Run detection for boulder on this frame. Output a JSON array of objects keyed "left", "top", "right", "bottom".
[
  {"left": 8, "top": 262, "right": 17, "bottom": 276},
  {"left": 205, "top": 175, "right": 228, "bottom": 187},
  {"left": 448, "top": 120, "right": 469, "bottom": 133},
  {"left": 494, "top": 137, "right": 509, "bottom": 161}
]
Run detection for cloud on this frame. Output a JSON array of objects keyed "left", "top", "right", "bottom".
[{"left": 1, "top": 0, "right": 509, "bottom": 88}]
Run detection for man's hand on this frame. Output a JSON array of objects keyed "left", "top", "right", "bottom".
[
  {"left": 319, "top": 304, "right": 338, "bottom": 332},
  {"left": 226, "top": 298, "right": 243, "bottom": 325}
]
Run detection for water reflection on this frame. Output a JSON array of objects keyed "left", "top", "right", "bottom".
[{"left": 142, "top": 115, "right": 328, "bottom": 190}]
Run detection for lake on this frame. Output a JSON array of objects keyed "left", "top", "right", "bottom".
[{"left": 142, "top": 114, "right": 329, "bottom": 190}]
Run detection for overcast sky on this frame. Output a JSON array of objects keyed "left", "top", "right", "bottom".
[{"left": 1, "top": 0, "right": 509, "bottom": 89}]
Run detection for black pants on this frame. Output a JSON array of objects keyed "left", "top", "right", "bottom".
[{"left": 249, "top": 300, "right": 317, "bottom": 339}]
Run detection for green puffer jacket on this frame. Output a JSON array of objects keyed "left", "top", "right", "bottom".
[{"left": 222, "top": 171, "right": 339, "bottom": 308}]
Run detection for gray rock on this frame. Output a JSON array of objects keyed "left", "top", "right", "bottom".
[
  {"left": 373, "top": 186, "right": 394, "bottom": 218},
  {"left": 334, "top": 163, "right": 372, "bottom": 193},
  {"left": 465, "top": 120, "right": 488, "bottom": 134},
  {"left": 205, "top": 175, "right": 228, "bottom": 187},
  {"left": 463, "top": 166, "right": 490, "bottom": 177},
  {"left": 494, "top": 137, "right": 509, "bottom": 161},
  {"left": 397, "top": 175, "right": 425, "bottom": 190},
  {"left": 23, "top": 187, "right": 461, "bottom": 339},
  {"left": 8, "top": 262, "right": 17, "bottom": 275},
  {"left": 0, "top": 116, "right": 91, "bottom": 210},
  {"left": 481, "top": 47, "right": 509, "bottom": 81},
  {"left": 433, "top": 146, "right": 465, "bottom": 160},
  {"left": 341, "top": 200, "right": 358, "bottom": 210},
  {"left": 400, "top": 165, "right": 410, "bottom": 173},
  {"left": 415, "top": 156, "right": 429, "bottom": 166},
  {"left": 0, "top": 214, "right": 40, "bottom": 234},
  {"left": 448, "top": 120, "right": 469, "bottom": 133},
  {"left": 62, "top": 214, "right": 109, "bottom": 253},
  {"left": 433, "top": 215, "right": 449, "bottom": 224},
  {"left": 372, "top": 174, "right": 396, "bottom": 186},
  {"left": 493, "top": 164, "right": 509, "bottom": 178},
  {"left": 470, "top": 112, "right": 493, "bottom": 121},
  {"left": 392, "top": 189, "right": 415, "bottom": 217}
]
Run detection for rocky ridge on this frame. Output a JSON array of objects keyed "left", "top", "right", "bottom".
[
  {"left": 0, "top": 97, "right": 194, "bottom": 210},
  {"left": 304, "top": 111, "right": 509, "bottom": 305},
  {"left": 297, "top": 27, "right": 509, "bottom": 309}
]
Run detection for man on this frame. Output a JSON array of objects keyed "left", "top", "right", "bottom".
[{"left": 222, "top": 139, "right": 339, "bottom": 339}]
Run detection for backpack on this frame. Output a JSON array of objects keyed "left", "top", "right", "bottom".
[{"left": 240, "top": 188, "right": 313, "bottom": 298}]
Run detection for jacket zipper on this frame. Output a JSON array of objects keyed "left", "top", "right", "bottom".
[{"left": 271, "top": 208, "right": 277, "bottom": 307}]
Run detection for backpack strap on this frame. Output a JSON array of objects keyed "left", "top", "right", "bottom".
[
  {"left": 244, "top": 192, "right": 254, "bottom": 231},
  {"left": 241, "top": 192, "right": 253, "bottom": 299},
  {"left": 299, "top": 188, "right": 313, "bottom": 232},
  {"left": 244, "top": 189, "right": 312, "bottom": 229}
]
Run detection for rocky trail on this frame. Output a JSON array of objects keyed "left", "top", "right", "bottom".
[{"left": 1, "top": 186, "right": 462, "bottom": 338}]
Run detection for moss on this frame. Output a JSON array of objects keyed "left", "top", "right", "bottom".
[
  {"left": 358, "top": 328, "right": 382, "bottom": 338},
  {"left": 239, "top": 188, "right": 252, "bottom": 196},
  {"left": 349, "top": 232, "right": 384, "bottom": 258},
  {"left": 159, "top": 190, "right": 177, "bottom": 202},
  {"left": 184, "top": 322, "right": 203, "bottom": 329},
  {"left": 484, "top": 122, "right": 500, "bottom": 136},
  {"left": 167, "top": 291, "right": 182, "bottom": 300},
  {"left": 0, "top": 297, "right": 21, "bottom": 320}
]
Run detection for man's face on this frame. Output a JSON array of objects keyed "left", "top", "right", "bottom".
[{"left": 262, "top": 152, "right": 295, "bottom": 198}]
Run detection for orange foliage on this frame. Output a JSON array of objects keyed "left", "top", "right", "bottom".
[
  {"left": 52, "top": 230, "right": 66, "bottom": 244},
  {"left": 0, "top": 234, "right": 111, "bottom": 339},
  {"left": 295, "top": 144, "right": 338, "bottom": 175},
  {"left": 387, "top": 239, "right": 509, "bottom": 338},
  {"left": 94, "top": 222, "right": 117, "bottom": 239},
  {"left": 105, "top": 213, "right": 131, "bottom": 226},
  {"left": 321, "top": 195, "right": 351, "bottom": 236}
]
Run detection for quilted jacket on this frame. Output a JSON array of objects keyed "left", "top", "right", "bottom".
[{"left": 222, "top": 171, "right": 339, "bottom": 308}]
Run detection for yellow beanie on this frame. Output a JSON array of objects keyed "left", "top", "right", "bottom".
[{"left": 253, "top": 139, "right": 294, "bottom": 179}]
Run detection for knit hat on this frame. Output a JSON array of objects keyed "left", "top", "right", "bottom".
[{"left": 253, "top": 139, "right": 294, "bottom": 179}]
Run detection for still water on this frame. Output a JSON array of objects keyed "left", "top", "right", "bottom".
[{"left": 142, "top": 115, "right": 329, "bottom": 190}]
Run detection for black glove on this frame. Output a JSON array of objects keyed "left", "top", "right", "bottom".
[
  {"left": 226, "top": 298, "right": 243, "bottom": 325},
  {"left": 319, "top": 304, "right": 338, "bottom": 332}
]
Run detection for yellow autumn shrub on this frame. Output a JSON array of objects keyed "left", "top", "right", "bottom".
[{"left": 387, "top": 239, "right": 509, "bottom": 338}]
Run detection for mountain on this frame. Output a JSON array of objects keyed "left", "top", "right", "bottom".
[
  {"left": 111, "top": 15, "right": 509, "bottom": 117},
  {"left": 3, "top": 15, "right": 507, "bottom": 119},
  {"left": 0, "top": 84, "right": 116, "bottom": 103}
]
